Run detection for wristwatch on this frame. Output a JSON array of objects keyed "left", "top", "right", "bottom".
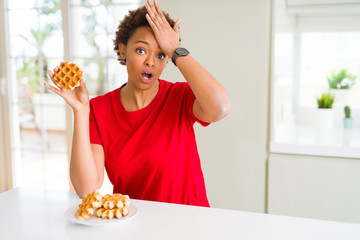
[{"left": 172, "top": 47, "right": 190, "bottom": 66}]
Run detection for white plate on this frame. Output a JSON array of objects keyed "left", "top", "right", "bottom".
[{"left": 65, "top": 202, "right": 138, "bottom": 226}]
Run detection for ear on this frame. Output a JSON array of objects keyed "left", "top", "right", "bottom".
[{"left": 119, "top": 43, "right": 127, "bottom": 59}]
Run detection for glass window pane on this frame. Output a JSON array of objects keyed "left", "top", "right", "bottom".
[
  {"left": 8, "top": 0, "right": 36, "bottom": 9},
  {"left": 39, "top": 8, "right": 63, "bottom": 58},
  {"left": 18, "top": 103, "right": 37, "bottom": 143},
  {"left": 72, "top": 6, "right": 108, "bottom": 57},
  {"left": 273, "top": 33, "right": 294, "bottom": 126},
  {"left": 74, "top": 58, "right": 106, "bottom": 95},
  {"left": 111, "top": 0, "right": 141, "bottom": 4},
  {"left": 46, "top": 128, "right": 67, "bottom": 152},
  {"left": 37, "top": 0, "right": 61, "bottom": 9},
  {"left": 108, "top": 4, "right": 139, "bottom": 28},
  {"left": 11, "top": 57, "right": 40, "bottom": 103},
  {"left": 19, "top": 150, "right": 43, "bottom": 188},
  {"left": 8, "top": 9, "right": 38, "bottom": 57},
  {"left": 7, "top": 0, "right": 69, "bottom": 192},
  {"left": 20, "top": 150, "right": 69, "bottom": 191},
  {"left": 43, "top": 152, "right": 69, "bottom": 191},
  {"left": 70, "top": 0, "right": 82, "bottom": 5},
  {"left": 300, "top": 32, "right": 360, "bottom": 108},
  {"left": 80, "top": 0, "right": 103, "bottom": 6},
  {"left": 33, "top": 94, "right": 66, "bottom": 132},
  {"left": 106, "top": 6, "right": 116, "bottom": 34},
  {"left": 109, "top": 59, "right": 127, "bottom": 90},
  {"left": 107, "top": 34, "right": 117, "bottom": 56}
]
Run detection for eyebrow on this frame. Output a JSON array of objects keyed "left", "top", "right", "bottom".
[
  {"left": 136, "top": 40, "right": 161, "bottom": 49},
  {"left": 136, "top": 40, "right": 149, "bottom": 45}
]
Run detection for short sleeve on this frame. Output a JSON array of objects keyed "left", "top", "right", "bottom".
[
  {"left": 89, "top": 101, "right": 103, "bottom": 145},
  {"left": 183, "top": 83, "right": 210, "bottom": 127}
]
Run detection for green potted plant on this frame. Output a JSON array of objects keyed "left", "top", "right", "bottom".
[
  {"left": 344, "top": 105, "right": 354, "bottom": 129},
  {"left": 327, "top": 69, "right": 357, "bottom": 106},
  {"left": 327, "top": 69, "right": 357, "bottom": 89},
  {"left": 317, "top": 92, "right": 335, "bottom": 109},
  {"left": 316, "top": 92, "right": 335, "bottom": 129}
]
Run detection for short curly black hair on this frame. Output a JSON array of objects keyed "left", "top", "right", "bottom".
[{"left": 113, "top": 6, "right": 177, "bottom": 65}]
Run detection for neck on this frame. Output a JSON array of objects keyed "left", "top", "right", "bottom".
[{"left": 120, "top": 80, "right": 160, "bottom": 111}]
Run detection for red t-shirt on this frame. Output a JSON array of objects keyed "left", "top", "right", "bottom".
[{"left": 89, "top": 79, "right": 210, "bottom": 207}]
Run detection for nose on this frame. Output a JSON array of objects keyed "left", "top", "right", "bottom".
[{"left": 145, "top": 54, "right": 155, "bottom": 67}]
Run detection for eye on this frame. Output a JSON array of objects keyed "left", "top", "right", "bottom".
[
  {"left": 136, "top": 48, "right": 146, "bottom": 54},
  {"left": 157, "top": 53, "right": 165, "bottom": 60}
]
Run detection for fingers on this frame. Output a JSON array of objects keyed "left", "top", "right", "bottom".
[
  {"left": 153, "top": 0, "right": 166, "bottom": 22},
  {"left": 146, "top": 0, "right": 181, "bottom": 33},
  {"left": 80, "top": 78, "right": 86, "bottom": 89},
  {"left": 53, "top": 61, "right": 64, "bottom": 73},
  {"left": 145, "top": 3, "right": 158, "bottom": 29},
  {"left": 48, "top": 70, "right": 63, "bottom": 90},
  {"left": 44, "top": 82, "right": 63, "bottom": 97},
  {"left": 145, "top": 13, "right": 159, "bottom": 32},
  {"left": 173, "top": 19, "right": 182, "bottom": 33},
  {"left": 145, "top": 0, "right": 165, "bottom": 29},
  {"left": 48, "top": 70, "right": 54, "bottom": 79},
  {"left": 48, "top": 61, "right": 66, "bottom": 90},
  {"left": 77, "top": 78, "right": 86, "bottom": 93}
]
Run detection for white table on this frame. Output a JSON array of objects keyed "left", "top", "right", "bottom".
[{"left": 1, "top": 188, "right": 360, "bottom": 240}]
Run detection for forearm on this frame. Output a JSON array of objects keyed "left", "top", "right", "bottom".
[
  {"left": 70, "top": 105, "right": 103, "bottom": 197},
  {"left": 176, "top": 54, "right": 231, "bottom": 123}
]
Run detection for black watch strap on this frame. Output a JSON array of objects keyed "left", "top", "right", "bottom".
[{"left": 172, "top": 47, "right": 190, "bottom": 66}]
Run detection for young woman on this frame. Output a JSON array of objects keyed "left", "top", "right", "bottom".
[{"left": 45, "top": 0, "right": 230, "bottom": 207}]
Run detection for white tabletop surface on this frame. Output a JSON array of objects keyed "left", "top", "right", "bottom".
[{"left": 1, "top": 188, "right": 360, "bottom": 240}]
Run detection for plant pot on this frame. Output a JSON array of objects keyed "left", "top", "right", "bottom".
[
  {"left": 315, "top": 108, "right": 334, "bottom": 130},
  {"left": 343, "top": 118, "right": 354, "bottom": 129}
]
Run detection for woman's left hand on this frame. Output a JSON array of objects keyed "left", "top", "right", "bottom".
[{"left": 145, "top": 0, "right": 182, "bottom": 58}]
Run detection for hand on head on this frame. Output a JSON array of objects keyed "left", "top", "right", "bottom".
[{"left": 145, "top": 0, "right": 182, "bottom": 58}]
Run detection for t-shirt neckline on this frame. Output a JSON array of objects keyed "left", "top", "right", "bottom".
[{"left": 116, "top": 79, "right": 164, "bottom": 114}]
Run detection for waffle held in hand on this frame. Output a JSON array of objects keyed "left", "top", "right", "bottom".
[{"left": 53, "top": 62, "right": 83, "bottom": 91}]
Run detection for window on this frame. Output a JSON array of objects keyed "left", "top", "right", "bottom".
[
  {"left": 272, "top": 1, "right": 360, "bottom": 129},
  {"left": 271, "top": 0, "right": 360, "bottom": 157},
  {"left": 296, "top": 14, "right": 360, "bottom": 111},
  {"left": 2, "top": 0, "right": 140, "bottom": 191}
]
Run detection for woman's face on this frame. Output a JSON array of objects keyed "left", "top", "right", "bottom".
[{"left": 119, "top": 26, "right": 168, "bottom": 90}]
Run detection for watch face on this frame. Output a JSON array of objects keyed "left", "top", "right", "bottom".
[{"left": 176, "top": 48, "right": 189, "bottom": 56}]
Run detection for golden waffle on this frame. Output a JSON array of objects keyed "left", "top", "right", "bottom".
[
  {"left": 95, "top": 208, "right": 123, "bottom": 219},
  {"left": 95, "top": 194, "right": 130, "bottom": 219},
  {"left": 76, "top": 189, "right": 102, "bottom": 220},
  {"left": 53, "top": 62, "right": 83, "bottom": 91},
  {"left": 95, "top": 206, "right": 129, "bottom": 219},
  {"left": 101, "top": 193, "right": 130, "bottom": 209}
]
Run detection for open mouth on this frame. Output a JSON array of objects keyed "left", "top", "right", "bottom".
[
  {"left": 140, "top": 70, "right": 154, "bottom": 83},
  {"left": 141, "top": 71, "right": 153, "bottom": 80}
]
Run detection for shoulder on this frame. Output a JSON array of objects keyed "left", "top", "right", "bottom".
[
  {"left": 159, "top": 79, "right": 190, "bottom": 95},
  {"left": 90, "top": 88, "right": 119, "bottom": 106}
]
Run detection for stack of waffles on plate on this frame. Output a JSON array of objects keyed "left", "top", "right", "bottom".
[{"left": 76, "top": 190, "right": 130, "bottom": 220}]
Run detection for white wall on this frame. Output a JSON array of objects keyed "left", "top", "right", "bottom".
[{"left": 159, "top": 0, "right": 272, "bottom": 212}]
